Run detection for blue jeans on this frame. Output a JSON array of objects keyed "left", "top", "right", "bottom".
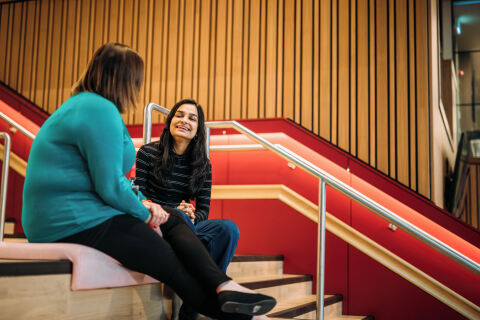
[{"left": 178, "top": 210, "right": 240, "bottom": 272}]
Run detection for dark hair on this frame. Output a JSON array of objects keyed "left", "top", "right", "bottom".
[
  {"left": 153, "top": 99, "right": 210, "bottom": 198},
  {"left": 72, "top": 42, "right": 144, "bottom": 113}
]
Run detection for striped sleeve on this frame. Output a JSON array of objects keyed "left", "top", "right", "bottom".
[
  {"left": 135, "top": 144, "right": 155, "bottom": 196},
  {"left": 194, "top": 163, "right": 212, "bottom": 224}
]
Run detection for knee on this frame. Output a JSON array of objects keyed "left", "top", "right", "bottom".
[
  {"left": 163, "top": 207, "right": 189, "bottom": 226},
  {"left": 220, "top": 219, "right": 240, "bottom": 241}
]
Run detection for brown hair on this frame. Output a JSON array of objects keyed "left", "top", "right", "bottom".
[{"left": 72, "top": 43, "right": 144, "bottom": 113}]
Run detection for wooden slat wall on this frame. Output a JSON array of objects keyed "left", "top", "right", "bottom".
[{"left": 0, "top": 0, "right": 434, "bottom": 198}]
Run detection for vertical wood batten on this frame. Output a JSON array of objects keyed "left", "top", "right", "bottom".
[
  {"left": 376, "top": 0, "right": 389, "bottom": 175},
  {"left": 331, "top": 0, "right": 338, "bottom": 145},
  {"left": 319, "top": 0, "right": 331, "bottom": 141},
  {"left": 356, "top": 0, "right": 369, "bottom": 163},
  {"left": 301, "top": 0, "right": 313, "bottom": 131},
  {"left": 416, "top": 0, "right": 430, "bottom": 198},
  {"left": 312, "top": 0, "right": 319, "bottom": 135},
  {"left": 350, "top": 0, "right": 357, "bottom": 157},
  {"left": 230, "top": 0, "right": 243, "bottom": 119},
  {"left": 283, "top": 0, "right": 294, "bottom": 121},
  {"left": 337, "top": 0, "right": 349, "bottom": 152},
  {"left": 388, "top": 0, "right": 396, "bottom": 180},
  {"left": 408, "top": 0, "right": 417, "bottom": 191},
  {"left": 369, "top": 0, "right": 377, "bottom": 167},
  {"left": 224, "top": 0, "right": 233, "bottom": 120},
  {"left": 265, "top": 0, "right": 278, "bottom": 119},
  {"left": 214, "top": 0, "right": 226, "bottom": 120},
  {"left": 0, "top": 0, "right": 439, "bottom": 200},
  {"left": 396, "top": 0, "right": 409, "bottom": 187}
]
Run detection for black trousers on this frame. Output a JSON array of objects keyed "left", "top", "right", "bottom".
[{"left": 57, "top": 208, "right": 250, "bottom": 320}]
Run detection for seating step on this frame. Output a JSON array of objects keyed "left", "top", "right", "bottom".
[
  {"left": 227, "top": 254, "right": 284, "bottom": 278},
  {"left": 0, "top": 257, "right": 372, "bottom": 319}
]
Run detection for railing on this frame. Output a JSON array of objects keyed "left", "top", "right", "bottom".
[
  {"left": 0, "top": 132, "right": 11, "bottom": 242},
  {"left": 0, "top": 111, "right": 37, "bottom": 241},
  {"left": 144, "top": 102, "right": 480, "bottom": 320},
  {"left": 0, "top": 111, "right": 36, "bottom": 140}
]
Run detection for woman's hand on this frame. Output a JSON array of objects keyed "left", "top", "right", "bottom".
[
  {"left": 177, "top": 200, "right": 195, "bottom": 223},
  {"left": 142, "top": 200, "right": 170, "bottom": 227}
]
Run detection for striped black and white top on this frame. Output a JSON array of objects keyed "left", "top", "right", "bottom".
[{"left": 135, "top": 142, "right": 212, "bottom": 224}]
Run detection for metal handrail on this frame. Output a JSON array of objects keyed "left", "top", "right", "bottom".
[
  {"left": 143, "top": 103, "right": 480, "bottom": 320},
  {"left": 206, "top": 121, "right": 480, "bottom": 274},
  {"left": 0, "top": 111, "right": 36, "bottom": 140},
  {"left": 143, "top": 103, "right": 170, "bottom": 144},
  {"left": 0, "top": 132, "right": 11, "bottom": 242}
]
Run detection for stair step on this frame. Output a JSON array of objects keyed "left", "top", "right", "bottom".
[
  {"left": 268, "top": 294, "right": 316, "bottom": 318},
  {"left": 236, "top": 274, "right": 312, "bottom": 301},
  {"left": 3, "top": 234, "right": 27, "bottom": 243},
  {"left": 3, "top": 218, "right": 14, "bottom": 235},
  {"left": 227, "top": 254, "right": 284, "bottom": 278},
  {"left": 266, "top": 293, "right": 372, "bottom": 320}
]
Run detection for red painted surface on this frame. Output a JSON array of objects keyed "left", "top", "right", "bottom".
[
  {"left": 132, "top": 127, "right": 480, "bottom": 319},
  {"left": 0, "top": 100, "right": 41, "bottom": 233},
  {"left": 0, "top": 83, "right": 48, "bottom": 127},
  {"left": 1, "top": 88, "right": 479, "bottom": 319}
]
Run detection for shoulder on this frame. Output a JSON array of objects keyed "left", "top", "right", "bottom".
[
  {"left": 138, "top": 141, "right": 161, "bottom": 157},
  {"left": 72, "top": 92, "right": 121, "bottom": 121}
]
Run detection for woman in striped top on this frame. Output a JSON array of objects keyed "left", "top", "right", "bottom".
[{"left": 136, "top": 99, "right": 242, "bottom": 319}]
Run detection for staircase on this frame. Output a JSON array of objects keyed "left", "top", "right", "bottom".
[
  {"left": 227, "top": 255, "right": 372, "bottom": 320},
  {"left": 2, "top": 220, "right": 372, "bottom": 319}
]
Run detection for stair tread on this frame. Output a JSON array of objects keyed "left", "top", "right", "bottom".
[
  {"left": 3, "top": 237, "right": 28, "bottom": 243},
  {"left": 235, "top": 273, "right": 310, "bottom": 283},
  {"left": 268, "top": 294, "right": 316, "bottom": 314},
  {"left": 266, "top": 294, "right": 372, "bottom": 320},
  {"left": 236, "top": 273, "right": 312, "bottom": 290}
]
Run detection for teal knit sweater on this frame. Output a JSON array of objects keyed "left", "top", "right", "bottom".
[{"left": 22, "top": 92, "right": 150, "bottom": 243}]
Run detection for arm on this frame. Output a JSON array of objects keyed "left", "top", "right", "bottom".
[
  {"left": 135, "top": 145, "right": 154, "bottom": 197},
  {"left": 193, "top": 163, "right": 212, "bottom": 224},
  {"left": 75, "top": 101, "right": 149, "bottom": 222}
]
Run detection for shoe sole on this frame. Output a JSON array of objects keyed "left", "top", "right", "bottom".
[{"left": 220, "top": 298, "right": 277, "bottom": 316}]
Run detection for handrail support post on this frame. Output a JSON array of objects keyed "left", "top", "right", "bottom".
[
  {"left": 317, "top": 179, "right": 327, "bottom": 320},
  {"left": 0, "top": 133, "right": 11, "bottom": 242}
]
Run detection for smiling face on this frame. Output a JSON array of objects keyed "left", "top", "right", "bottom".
[{"left": 169, "top": 103, "right": 199, "bottom": 145}]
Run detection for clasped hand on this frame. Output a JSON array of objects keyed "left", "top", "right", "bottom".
[
  {"left": 142, "top": 200, "right": 170, "bottom": 227},
  {"left": 177, "top": 200, "right": 195, "bottom": 223}
]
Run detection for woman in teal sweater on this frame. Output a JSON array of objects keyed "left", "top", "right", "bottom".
[{"left": 22, "top": 43, "right": 275, "bottom": 319}]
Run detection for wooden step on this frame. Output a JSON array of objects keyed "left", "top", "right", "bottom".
[
  {"left": 236, "top": 274, "right": 312, "bottom": 301},
  {"left": 227, "top": 254, "right": 284, "bottom": 278},
  {"left": 3, "top": 233, "right": 28, "bottom": 243},
  {"left": 3, "top": 218, "right": 14, "bottom": 235},
  {"left": 0, "top": 259, "right": 170, "bottom": 319},
  {"left": 268, "top": 294, "right": 372, "bottom": 320}
]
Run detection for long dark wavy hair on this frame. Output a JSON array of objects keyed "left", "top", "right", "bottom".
[{"left": 152, "top": 99, "right": 210, "bottom": 198}]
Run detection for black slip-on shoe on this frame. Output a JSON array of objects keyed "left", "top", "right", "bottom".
[{"left": 218, "top": 291, "right": 277, "bottom": 316}]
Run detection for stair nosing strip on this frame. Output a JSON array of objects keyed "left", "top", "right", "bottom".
[
  {"left": 240, "top": 274, "right": 312, "bottom": 289},
  {"left": 0, "top": 259, "right": 72, "bottom": 276},
  {"left": 232, "top": 255, "right": 284, "bottom": 262},
  {"left": 3, "top": 233, "right": 27, "bottom": 238},
  {"left": 324, "top": 294, "right": 343, "bottom": 306}
]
